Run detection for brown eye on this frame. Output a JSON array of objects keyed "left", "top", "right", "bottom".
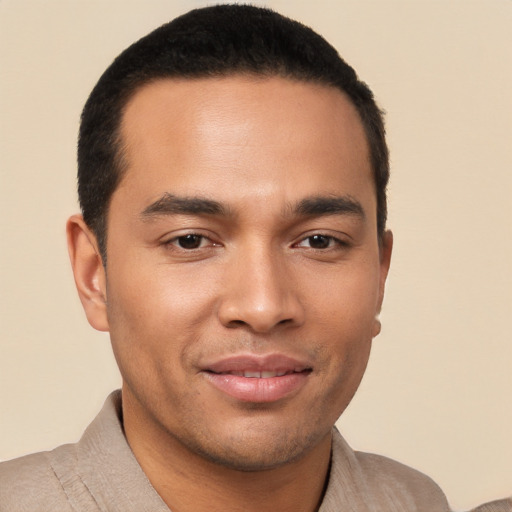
[
  {"left": 177, "top": 234, "right": 204, "bottom": 249},
  {"left": 307, "top": 235, "right": 331, "bottom": 249}
]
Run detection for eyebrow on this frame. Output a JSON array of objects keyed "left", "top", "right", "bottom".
[
  {"left": 293, "top": 195, "right": 365, "bottom": 219},
  {"left": 140, "top": 193, "right": 365, "bottom": 221},
  {"left": 140, "top": 193, "right": 228, "bottom": 219}
]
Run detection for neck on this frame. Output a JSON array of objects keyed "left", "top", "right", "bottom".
[{"left": 122, "top": 394, "right": 332, "bottom": 512}]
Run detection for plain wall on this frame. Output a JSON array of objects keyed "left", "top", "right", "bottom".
[{"left": 0, "top": 1, "right": 510, "bottom": 510}]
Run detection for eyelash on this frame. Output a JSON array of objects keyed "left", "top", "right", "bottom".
[
  {"left": 293, "top": 234, "right": 349, "bottom": 251},
  {"left": 164, "top": 233, "right": 219, "bottom": 251},
  {"left": 163, "top": 232, "right": 349, "bottom": 252}
]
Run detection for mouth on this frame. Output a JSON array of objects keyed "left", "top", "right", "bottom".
[
  {"left": 201, "top": 354, "right": 312, "bottom": 403},
  {"left": 206, "top": 368, "right": 309, "bottom": 378}
]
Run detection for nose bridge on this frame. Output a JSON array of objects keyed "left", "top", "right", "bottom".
[{"left": 218, "top": 239, "right": 303, "bottom": 332}]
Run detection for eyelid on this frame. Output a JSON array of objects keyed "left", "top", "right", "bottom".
[
  {"left": 161, "top": 230, "right": 222, "bottom": 249},
  {"left": 292, "top": 230, "right": 352, "bottom": 248},
  {"left": 168, "top": 235, "right": 209, "bottom": 249}
]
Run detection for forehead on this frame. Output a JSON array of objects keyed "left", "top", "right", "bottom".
[{"left": 116, "top": 76, "right": 373, "bottom": 211}]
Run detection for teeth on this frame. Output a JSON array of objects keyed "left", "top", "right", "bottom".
[
  {"left": 216, "top": 370, "right": 296, "bottom": 378},
  {"left": 244, "top": 371, "right": 262, "bottom": 378},
  {"left": 241, "top": 370, "right": 289, "bottom": 378}
]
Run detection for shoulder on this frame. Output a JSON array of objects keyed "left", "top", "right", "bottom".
[
  {"left": 469, "top": 498, "right": 512, "bottom": 512},
  {"left": 354, "top": 450, "right": 449, "bottom": 508},
  {"left": 326, "top": 429, "right": 450, "bottom": 511},
  {"left": 0, "top": 445, "right": 76, "bottom": 512}
]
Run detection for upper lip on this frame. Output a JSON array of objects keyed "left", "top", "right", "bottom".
[{"left": 202, "top": 353, "right": 312, "bottom": 374}]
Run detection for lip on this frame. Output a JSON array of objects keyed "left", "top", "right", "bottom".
[{"left": 201, "top": 353, "right": 312, "bottom": 403}]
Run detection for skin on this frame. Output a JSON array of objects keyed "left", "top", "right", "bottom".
[{"left": 67, "top": 76, "right": 392, "bottom": 512}]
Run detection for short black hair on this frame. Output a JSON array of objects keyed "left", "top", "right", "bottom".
[{"left": 78, "top": 4, "right": 389, "bottom": 260}]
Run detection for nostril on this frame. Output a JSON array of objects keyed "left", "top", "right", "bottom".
[
  {"left": 225, "top": 317, "right": 293, "bottom": 331},
  {"left": 227, "top": 319, "right": 248, "bottom": 328}
]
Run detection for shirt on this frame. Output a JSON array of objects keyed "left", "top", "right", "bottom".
[{"left": 0, "top": 390, "right": 451, "bottom": 511}]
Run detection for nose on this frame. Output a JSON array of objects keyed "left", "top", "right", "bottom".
[{"left": 218, "top": 246, "right": 305, "bottom": 333}]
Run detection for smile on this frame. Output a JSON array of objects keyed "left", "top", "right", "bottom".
[
  {"left": 201, "top": 354, "right": 312, "bottom": 403},
  {"left": 208, "top": 369, "right": 304, "bottom": 378}
]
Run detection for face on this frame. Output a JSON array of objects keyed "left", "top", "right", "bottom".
[{"left": 74, "top": 76, "right": 391, "bottom": 471}]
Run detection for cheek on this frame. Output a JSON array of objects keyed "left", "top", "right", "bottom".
[
  {"left": 308, "top": 261, "right": 381, "bottom": 329},
  {"left": 306, "top": 262, "right": 380, "bottom": 400},
  {"left": 107, "top": 259, "right": 216, "bottom": 330},
  {"left": 104, "top": 258, "right": 226, "bottom": 383}
]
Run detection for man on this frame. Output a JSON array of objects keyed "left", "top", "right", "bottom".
[{"left": 0, "top": 5, "right": 509, "bottom": 512}]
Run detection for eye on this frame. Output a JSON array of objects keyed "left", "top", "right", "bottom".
[
  {"left": 166, "top": 234, "right": 213, "bottom": 250},
  {"left": 160, "top": 231, "right": 222, "bottom": 261},
  {"left": 176, "top": 234, "right": 204, "bottom": 249},
  {"left": 296, "top": 234, "right": 341, "bottom": 250}
]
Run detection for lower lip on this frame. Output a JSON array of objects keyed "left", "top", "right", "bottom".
[{"left": 203, "top": 372, "right": 309, "bottom": 403}]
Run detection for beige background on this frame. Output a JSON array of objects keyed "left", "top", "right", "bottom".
[{"left": 0, "top": 1, "right": 510, "bottom": 509}]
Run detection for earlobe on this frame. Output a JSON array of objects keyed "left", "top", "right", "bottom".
[
  {"left": 371, "top": 317, "right": 382, "bottom": 338},
  {"left": 66, "top": 214, "right": 109, "bottom": 332}
]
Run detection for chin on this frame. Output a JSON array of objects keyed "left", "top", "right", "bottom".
[
  {"left": 182, "top": 422, "right": 330, "bottom": 472},
  {"left": 196, "top": 445, "right": 305, "bottom": 472}
]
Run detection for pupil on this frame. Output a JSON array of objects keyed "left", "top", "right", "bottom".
[
  {"left": 178, "top": 234, "right": 201, "bottom": 249},
  {"left": 310, "top": 235, "right": 329, "bottom": 249}
]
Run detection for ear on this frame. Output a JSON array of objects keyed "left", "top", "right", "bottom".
[
  {"left": 66, "top": 214, "right": 109, "bottom": 332},
  {"left": 372, "top": 230, "right": 393, "bottom": 338}
]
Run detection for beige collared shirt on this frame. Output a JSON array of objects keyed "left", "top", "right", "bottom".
[{"left": 0, "top": 391, "right": 468, "bottom": 511}]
